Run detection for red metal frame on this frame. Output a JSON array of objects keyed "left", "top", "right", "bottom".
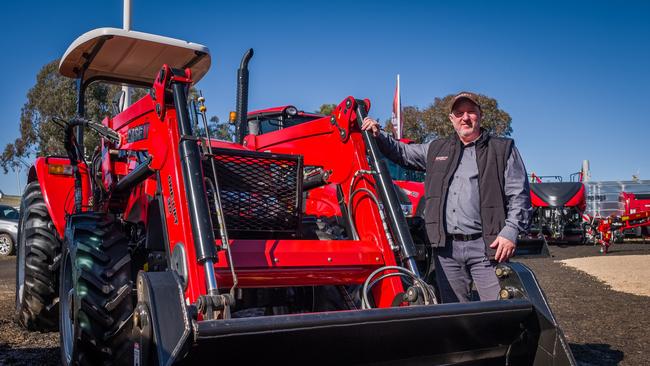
[
  {"left": 245, "top": 108, "right": 426, "bottom": 217},
  {"left": 35, "top": 75, "right": 405, "bottom": 308},
  {"left": 619, "top": 192, "right": 650, "bottom": 216},
  {"left": 29, "top": 157, "right": 90, "bottom": 238}
]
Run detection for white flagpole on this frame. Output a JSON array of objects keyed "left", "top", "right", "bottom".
[
  {"left": 396, "top": 74, "right": 401, "bottom": 139},
  {"left": 122, "top": 0, "right": 132, "bottom": 109}
]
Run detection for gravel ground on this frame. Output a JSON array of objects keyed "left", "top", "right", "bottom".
[{"left": 0, "top": 242, "right": 648, "bottom": 365}]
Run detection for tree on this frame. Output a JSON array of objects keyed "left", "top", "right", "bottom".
[
  {"left": 194, "top": 116, "right": 236, "bottom": 142},
  {"left": 1, "top": 60, "right": 115, "bottom": 173},
  {"left": 316, "top": 103, "right": 337, "bottom": 115},
  {"left": 1, "top": 60, "right": 205, "bottom": 174},
  {"left": 417, "top": 93, "right": 512, "bottom": 140},
  {"left": 399, "top": 106, "right": 430, "bottom": 142}
]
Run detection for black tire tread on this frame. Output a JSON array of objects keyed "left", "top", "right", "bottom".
[
  {"left": 68, "top": 213, "right": 133, "bottom": 365},
  {"left": 15, "top": 181, "right": 61, "bottom": 331}
]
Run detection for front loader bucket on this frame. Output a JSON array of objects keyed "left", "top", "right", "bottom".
[
  {"left": 515, "top": 235, "right": 550, "bottom": 258},
  {"left": 135, "top": 265, "right": 575, "bottom": 366}
]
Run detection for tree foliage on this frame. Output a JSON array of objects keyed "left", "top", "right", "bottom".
[
  {"left": 1, "top": 60, "right": 206, "bottom": 174},
  {"left": 194, "top": 115, "right": 236, "bottom": 142},
  {"left": 316, "top": 103, "right": 337, "bottom": 115},
  {"left": 1, "top": 60, "right": 118, "bottom": 173}
]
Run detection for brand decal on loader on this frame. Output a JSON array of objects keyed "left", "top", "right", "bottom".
[
  {"left": 435, "top": 156, "right": 448, "bottom": 161},
  {"left": 167, "top": 175, "right": 178, "bottom": 224},
  {"left": 127, "top": 123, "right": 150, "bottom": 143}
]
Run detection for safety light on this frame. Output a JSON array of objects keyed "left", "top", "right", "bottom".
[
  {"left": 229, "top": 111, "right": 237, "bottom": 124},
  {"left": 284, "top": 106, "right": 298, "bottom": 117},
  {"left": 48, "top": 164, "right": 73, "bottom": 176}
]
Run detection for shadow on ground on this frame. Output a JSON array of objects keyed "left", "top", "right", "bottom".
[{"left": 570, "top": 343, "right": 624, "bottom": 366}]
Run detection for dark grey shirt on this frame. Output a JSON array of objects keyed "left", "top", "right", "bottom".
[{"left": 376, "top": 131, "right": 531, "bottom": 244}]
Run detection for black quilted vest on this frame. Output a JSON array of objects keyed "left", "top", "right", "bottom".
[{"left": 423, "top": 130, "right": 512, "bottom": 254}]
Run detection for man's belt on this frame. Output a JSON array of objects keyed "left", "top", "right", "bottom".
[{"left": 446, "top": 233, "right": 482, "bottom": 241}]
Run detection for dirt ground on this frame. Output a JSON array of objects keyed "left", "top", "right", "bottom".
[
  {"left": 517, "top": 242, "right": 650, "bottom": 366},
  {"left": 0, "top": 242, "right": 648, "bottom": 365}
]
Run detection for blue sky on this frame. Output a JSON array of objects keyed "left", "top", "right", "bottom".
[{"left": 0, "top": 0, "right": 648, "bottom": 195}]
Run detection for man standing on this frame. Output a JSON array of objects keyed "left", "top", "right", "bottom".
[{"left": 361, "top": 92, "right": 532, "bottom": 302}]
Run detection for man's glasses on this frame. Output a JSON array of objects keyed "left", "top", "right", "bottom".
[{"left": 451, "top": 110, "right": 479, "bottom": 118}]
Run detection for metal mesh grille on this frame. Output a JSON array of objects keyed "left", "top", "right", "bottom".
[{"left": 203, "top": 148, "right": 303, "bottom": 239}]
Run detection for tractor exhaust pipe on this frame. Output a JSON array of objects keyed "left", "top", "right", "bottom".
[{"left": 236, "top": 49, "right": 254, "bottom": 143}]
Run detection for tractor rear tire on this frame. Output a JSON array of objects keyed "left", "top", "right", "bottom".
[
  {"left": 59, "top": 213, "right": 134, "bottom": 366},
  {"left": 15, "top": 181, "right": 61, "bottom": 331}
]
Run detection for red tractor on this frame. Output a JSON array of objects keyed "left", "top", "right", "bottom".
[
  {"left": 15, "top": 27, "right": 574, "bottom": 365},
  {"left": 245, "top": 106, "right": 423, "bottom": 217},
  {"left": 530, "top": 173, "right": 587, "bottom": 243}
]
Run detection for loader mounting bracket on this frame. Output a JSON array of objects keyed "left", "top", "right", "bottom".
[
  {"left": 196, "top": 293, "right": 235, "bottom": 320},
  {"left": 133, "top": 271, "right": 192, "bottom": 366}
]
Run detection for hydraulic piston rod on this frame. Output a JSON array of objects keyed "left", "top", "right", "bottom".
[{"left": 354, "top": 100, "right": 421, "bottom": 277}]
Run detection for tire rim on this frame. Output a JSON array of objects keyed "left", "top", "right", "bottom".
[
  {"left": 60, "top": 250, "right": 75, "bottom": 364},
  {"left": 0, "top": 235, "right": 10, "bottom": 256}
]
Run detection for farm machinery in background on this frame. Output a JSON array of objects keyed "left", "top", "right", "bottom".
[
  {"left": 529, "top": 172, "right": 587, "bottom": 243},
  {"left": 14, "top": 27, "right": 575, "bottom": 365},
  {"left": 585, "top": 192, "right": 650, "bottom": 253}
]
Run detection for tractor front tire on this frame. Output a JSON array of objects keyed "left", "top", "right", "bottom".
[
  {"left": 15, "top": 181, "right": 61, "bottom": 331},
  {"left": 59, "top": 213, "right": 133, "bottom": 366}
]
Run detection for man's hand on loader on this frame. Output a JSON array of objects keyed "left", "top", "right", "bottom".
[
  {"left": 361, "top": 117, "right": 381, "bottom": 137},
  {"left": 490, "top": 236, "right": 516, "bottom": 263}
]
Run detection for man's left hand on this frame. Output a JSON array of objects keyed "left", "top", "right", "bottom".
[{"left": 489, "top": 236, "right": 516, "bottom": 263}]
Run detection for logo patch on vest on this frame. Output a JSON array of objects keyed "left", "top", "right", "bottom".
[{"left": 435, "top": 156, "right": 448, "bottom": 161}]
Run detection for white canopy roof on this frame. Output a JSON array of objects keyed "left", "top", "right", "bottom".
[{"left": 59, "top": 27, "right": 211, "bottom": 86}]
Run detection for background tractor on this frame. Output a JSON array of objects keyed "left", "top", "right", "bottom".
[
  {"left": 530, "top": 173, "right": 587, "bottom": 243},
  {"left": 15, "top": 27, "right": 575, "bottom": 365}
]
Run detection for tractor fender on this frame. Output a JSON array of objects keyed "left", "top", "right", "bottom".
[{"left": 30, "top": 157, "right": 90, "bottom": 238}]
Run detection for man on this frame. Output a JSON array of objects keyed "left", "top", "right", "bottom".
[{"left": 361, "top": 92, "right": 532, "bottom": 302}]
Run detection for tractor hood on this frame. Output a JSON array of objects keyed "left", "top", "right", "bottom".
[
  {"left": 531, "top": 182, "right": 584, "bottom": 207},
  {"left": 59, "top": 27, "right": 211, "bottom": 86}
]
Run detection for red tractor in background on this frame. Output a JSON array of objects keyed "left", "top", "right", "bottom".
[
  {"left": 619, "top": 192, "right": 650, "bottom": 216},
  {"left": 14, "top": 27, "right": 575, "bottom": 365},
  {"left": 245, "top": 105, "right": 424, "bottom": 217},
  {"left": 530, "top": 173, "right": 587, "bottom": 243}
]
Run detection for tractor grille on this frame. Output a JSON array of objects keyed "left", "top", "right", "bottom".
[{"left": 203, "top": 148, "right": 303, "bottom": 239}]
